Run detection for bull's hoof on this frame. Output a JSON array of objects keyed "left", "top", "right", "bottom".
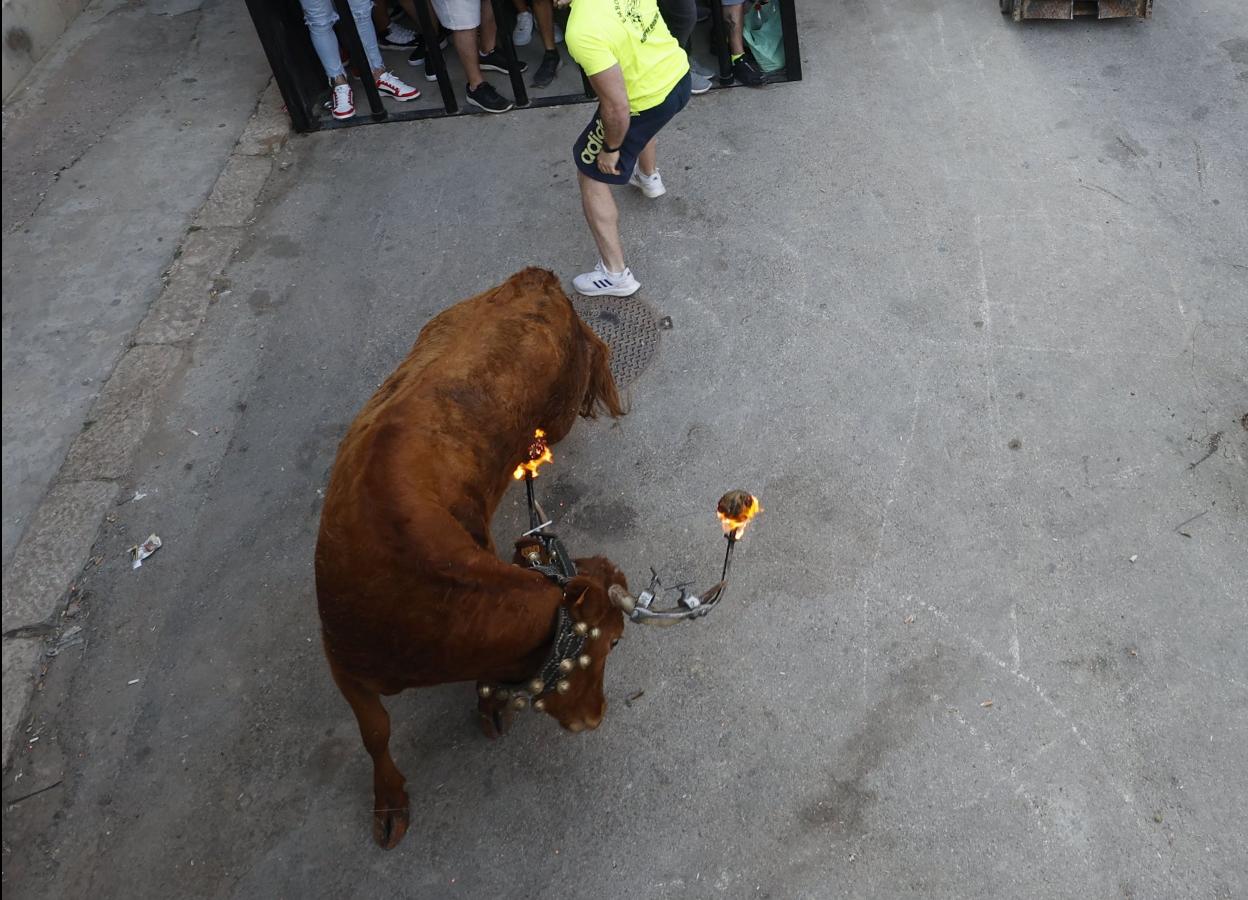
[
  {"left": 477, "top": 702, "right": 515, "bottom": 740},
  {"left": 372, "top": 798, "right": 410, "bottom": 850}
]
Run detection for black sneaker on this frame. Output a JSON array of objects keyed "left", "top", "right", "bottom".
[
  {"left": 406, "top": 33, "right": 450, "bottom": 67},
  {"left": 478, "top": 49, "right": 527, "bottom": 74},
  {"left": 732, "top": 54, "right": 766, "bottom": 87},
  {"left": 466, "top": 81, "right": 514, "bottom": 113},
  {"left": 531, "top": 50, "right": 561, "bottom": 88}
]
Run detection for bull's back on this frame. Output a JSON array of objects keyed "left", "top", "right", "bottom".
[
  {"left": 410, "top": 268, "right": 586, "bottom": 391},
  {"left": 316, "top": 269, "right": 594, "bottom": 600}
]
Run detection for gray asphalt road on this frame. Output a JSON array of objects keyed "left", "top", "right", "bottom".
[{"left": 4, "top": 2, "right": 1246, "bottom": 897}]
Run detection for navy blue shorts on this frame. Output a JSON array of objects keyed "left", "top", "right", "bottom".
[{"left": 573, "top": 73, "right": 692, "bottom": 185}]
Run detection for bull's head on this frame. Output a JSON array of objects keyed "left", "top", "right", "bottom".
[{"left": 535, "top": 556, "right": 628, "bottom": 732}]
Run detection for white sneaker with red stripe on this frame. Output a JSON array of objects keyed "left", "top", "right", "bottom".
[
  {"left": 331, "top": 83, "right": 355, "bottom": 120},
  {"left": 376, "top": 71, "right": 421, "bottom": 101},
  {"left": 572, "top": 261, "right": 641, "bottom": 297}
]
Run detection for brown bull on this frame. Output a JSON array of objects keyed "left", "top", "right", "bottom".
[{"left": 315, "top": 268, "right": 628, "bottom": 849}]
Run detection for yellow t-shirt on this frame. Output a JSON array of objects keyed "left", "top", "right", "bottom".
[{"left": 566, "top": 0, "right": 690, "bottom": 114}]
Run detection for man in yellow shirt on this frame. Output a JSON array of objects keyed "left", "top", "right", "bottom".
[{"left": 558, "top": 0, "right": 692, "bottom": 297}]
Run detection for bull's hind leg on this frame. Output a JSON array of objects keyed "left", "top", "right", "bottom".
[{"left": 330, "top": 666, "right": 410, "bottom": 849}]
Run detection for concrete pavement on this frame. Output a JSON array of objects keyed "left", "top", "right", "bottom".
[
  {"left": 1, "top": 0, "right": 279, "bottom": 765},
  {"left": 3, "top": 1, "right": 1246, "bottom": 897},
  {"left": 2, "top": 0, "right": 272, "bottom": 566}
]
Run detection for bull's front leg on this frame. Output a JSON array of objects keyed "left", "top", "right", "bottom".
[{"left": 476, "top": 683, "right": 517, "bottom": 739}]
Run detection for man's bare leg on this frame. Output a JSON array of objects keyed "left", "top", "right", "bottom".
[
  {"left": 372, "top": 0, "right": 391, "bottom": 35},
  {"left": 479, "top": 0, "right": 498, "bottom": 53},
  {"left": 451, "top": 29, "right": 486, "bottom": 88},
  {"left": 723, "top": 3, "right": 745, "bottom": 56},
  {"left": 578, "top": 172, "right": 626, "bottom": 273},
  {"left": 532, "top": 0, "right": 556, "bottom": 50},
  {"left": 637, "top": 138, "right": 658, "bottom": 178}
]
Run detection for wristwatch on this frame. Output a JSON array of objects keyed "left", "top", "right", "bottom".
[{"left": 603, "top": 144, "right": 622, "bottom": 154}]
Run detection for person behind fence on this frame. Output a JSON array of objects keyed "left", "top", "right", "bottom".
[
  {"left": 511, "top": 0, "right": 565, "bottom": 88},
  {"left": 560, "top": 0, "right": 691, "bottom": 298},
  {"left": 719, "top": 0, "right": 765, "bottom": 86},
  {"left": 369, "top": 0, "right": 425, "bottom": 52},
  {"left": 298, "top": 0, "right": 421, "bottom": 120},
  {"left": 426, "top": 0, "right": 522, "bottom": 113},
  {"left": 655, "top": 0, "right": 712, "bottom": 94}
]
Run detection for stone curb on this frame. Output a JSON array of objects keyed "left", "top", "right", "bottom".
[
  {"left": 196, "top": 157, "right": 275, "bottom": 230},
  {"left": 58, "top": 345, "right": 185, "bottom": 483},
  {"left": 1, "top": 638, "right": 44, "bottom": 768},
  {"left": 1, "top": 481, "right": 119, "bottom": 634},
  {"left": 132, "top": 227, "right": 245, "bottom": 346},
  {"left": 0, "top": 78, "right": 289, "bottom": 771}
]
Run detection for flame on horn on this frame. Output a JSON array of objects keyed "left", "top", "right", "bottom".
[
  {"left": 513, "top": 429, "right": 553, "bottom": 480},
  {"left": 717, "top": 490, "right": 762, "bottom": 540}
]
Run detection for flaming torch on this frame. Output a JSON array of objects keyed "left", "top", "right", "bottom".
[
  {"left": 717, "top": 489, "right": 762, "bottom": 585},
  {"left": 514, "top": 428, "right": 553, "bottom": 533},
  {"left": 514, "top": 428, "right": 577, "bottom": 580}
]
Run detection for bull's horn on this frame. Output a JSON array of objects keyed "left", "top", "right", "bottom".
[{"left": 608, "top": 584, "right": 637, "bottom": 614}]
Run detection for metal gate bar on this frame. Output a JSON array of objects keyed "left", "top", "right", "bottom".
[
  {"left": 706, "top": 0, "right": 733, "bottom": 85},
  {"left": 412, "top": 0, "right": 458, "bottom": 113},
  {"left": 490, "top": 0, "right": 531, "bottom": 108}
]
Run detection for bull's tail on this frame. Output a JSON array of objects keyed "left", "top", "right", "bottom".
[{"left": 580, "top": 320, "right": 625, "bottom": 418}]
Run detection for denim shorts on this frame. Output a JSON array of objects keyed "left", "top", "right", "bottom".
[{"left": 573, "top": 72, "right": 692, "bottom": 186}]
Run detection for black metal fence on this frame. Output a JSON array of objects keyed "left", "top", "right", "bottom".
[{"left": 245, "top": 0, "right": 802, "bottom": 132}]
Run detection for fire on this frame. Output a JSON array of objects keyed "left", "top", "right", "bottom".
[
  {"left": 717, "top": 490, "right": 762, "bottom": 539},
  {"left": 513, "top": 428, "right": 553, "bottom": 480}
]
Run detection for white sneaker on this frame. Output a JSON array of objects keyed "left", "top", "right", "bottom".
[
  {"left": 331, "top": 83, "right": 355, "bottom": 119},
  {"left": 378, "top": 22, "right": 418, "bottom": 49},
  {"left": 690, "top": 57, "right": 716, "bottom": 79},
  {"left": 573, "top": 261, "right": 641, "bottom": 297},
  {"left": 513, "top": 10, "right": 534, "bottom": 46},
  {"left": 629, "top": 167, "right": 666, "bottom": 199},
  {"left": 376, "top": 70, "right": 421, "bottom": 101},
  {"left": 690, "top": 70, "right": 712, "bottom": 95}
]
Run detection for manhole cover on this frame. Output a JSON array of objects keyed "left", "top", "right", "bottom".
[{"left": 572, "top": 294, "right": 660, "bottom": 388}]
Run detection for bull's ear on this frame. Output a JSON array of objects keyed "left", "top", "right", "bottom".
[
  {"left": 563, "top": 575, "right": 605, "bottom": 619},
  {"left": 563, "top": 577, "right": 592, "bottom": 612}
]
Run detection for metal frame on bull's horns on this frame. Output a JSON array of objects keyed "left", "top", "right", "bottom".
[
  {"left": 512, "top": 427, "right": 759, "bottom": 625},
  {"left": 607, "top": 571, "right": 727, "bottom": 626},
  {"left": 605, "top": 489, "right": 760, "bottom": 625}
]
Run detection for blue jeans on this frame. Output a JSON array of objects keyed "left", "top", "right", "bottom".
[{"left": 299, "top": 0, "right": 383, "bottom": 80}]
